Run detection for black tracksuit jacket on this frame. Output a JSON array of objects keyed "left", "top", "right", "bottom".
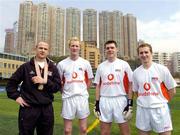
[{"left": 6, "top": 57, "right": 61, "bottom": 106}]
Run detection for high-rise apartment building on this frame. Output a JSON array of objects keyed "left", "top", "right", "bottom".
[
  {"left": 83, "top": 9, "right": 97, "bottom": 44},
  {"left": 17, "top": 1, "right": 65, "bottom": 57},
  {"left": 66, "top": 7, "right": 81, "bottom": 55},
  {"left": 37, "top": 3, "right": 65, "bottom": 56},
  {"left": 99, "top": 11, "right": 137, "bottom": 61},
  {"left": 13, "top": 21, "right": 18, "bottom": 54},
  {"left": 36, "top": 3, "right": 51, "bottom": 44},
  {"left": 123, "top": 14, "right": 137, "bottom": 60},
  {"left": 17, "top": 1, "right": 37, "bottom": 56},
  {"left": 50, "top": 7, "right": 65, "bottom": 56},
  {"left": 112, "top": 11, "right": 124, "bottom": 58},
  {"left": 4, "top": 29, "right": 14, "bottom": 53},
  {"left": 99, "top": 11, "right": 113, "bottom": 61},
  {"left": 15, "top": 1, "right": 137, "bottom": 59}
]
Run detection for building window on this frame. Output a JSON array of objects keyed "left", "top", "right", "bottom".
[
  {"left": 12, "top": 64, "right": 15, "bottom": 69},
  {"left": 0, "top": 62, "right": 3, "bottom": 68},
  {"left": 4, "top": 63, "right": 7, "bottom": 68}
]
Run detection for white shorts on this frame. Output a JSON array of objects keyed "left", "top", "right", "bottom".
[
  {"left": 99, "top": 96, "right": 127, "bottom": 123},
  {"left": 61, "top": 95, "right": 90, "bottom": 120},
  {"left": 136, "top": 104, "right": 172, "bottom": 133}
]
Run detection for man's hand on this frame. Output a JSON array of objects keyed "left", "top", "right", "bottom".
[
  {"left": 93, "top": 100, "right": 101, "bottom": 118},
  {"left": 32, "top": 76, "right": 46, "bottom": 84},
  {"left": 16, "top": 97, "right": 30, "bottom": 107},
  {"left": 122, "top": 99, "right": 133, "bottom": 121}
]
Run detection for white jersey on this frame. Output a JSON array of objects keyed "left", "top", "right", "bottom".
[
  {"left": 94, "top": 58, "right": 133, "bottom": 97},
  {"left": 57, "top": 57, "right": 94, "bottom": 99},
  {"left": 133, "top": 62, "right": 177, "bottom": 108}
]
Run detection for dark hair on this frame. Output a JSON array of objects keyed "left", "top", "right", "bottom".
[
  {"left": 104, "top": 40, "right": 117, "bottom": 48},
  {"left": 137, "top": 43, "right": 152, "bottom": 54}
]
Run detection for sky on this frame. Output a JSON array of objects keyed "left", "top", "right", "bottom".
[{"left": 0, "top": 0, "right": 180, "bottom": 53}]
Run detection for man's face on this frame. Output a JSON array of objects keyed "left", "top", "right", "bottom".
[
  {"left": 138, "top": 46, "right": 152, "bottom": 64},
  {"left": 36, "top": 42, "right": 49, "bottom": 59},
  {"left": 69, "top": 41, "right": 80, "bottom": 56},
  {"left": 105, "top": 43, "right": 117, "bottom": 59}
]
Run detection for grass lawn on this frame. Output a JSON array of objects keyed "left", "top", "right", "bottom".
[{"left": 0, "top": 88, "right": 180, "bottom": 135}]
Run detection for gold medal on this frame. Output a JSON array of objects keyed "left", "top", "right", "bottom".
[{"left": 38, "top": 84, "right": 44, "bottom": 90}]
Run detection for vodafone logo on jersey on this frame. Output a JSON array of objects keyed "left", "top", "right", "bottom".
[
  {"left": 72, "top": 72, "right": 78, "bottom": 79},
  {"left": 143, "top": 83, "right": 151, "bottom": 91},
  {"left": 107, "top": 74, "right": 114, "bottom": 81}
]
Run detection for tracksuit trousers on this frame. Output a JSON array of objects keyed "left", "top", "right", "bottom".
[{"left": 18, "top": 104, "right": 54, "bottom": 135}]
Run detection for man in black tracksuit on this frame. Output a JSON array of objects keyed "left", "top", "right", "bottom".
[{"left": 6, "top": 42, "right": 61, "bottom": 135}]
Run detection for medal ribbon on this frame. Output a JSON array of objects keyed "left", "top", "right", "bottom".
[{"left": 34, "top": 58, "right": 48, "bottom": 84}]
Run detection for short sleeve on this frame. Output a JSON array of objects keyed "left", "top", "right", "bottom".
[
  {"left": 94, "top": 66, "right": 101, "bottom": 85},
  {"left": 132, "top": 72, "right": 138, "bottom": 92}
]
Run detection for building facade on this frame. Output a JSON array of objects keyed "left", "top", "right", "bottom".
[
  {"left": 17, "top": 1, "right": 37, "bottom": 56},
  {"left": 4, "top": 29, "right": 14, "bottom": 54},
  {"left": 36, "top": 3, "right": 51, "bottom": 44},
  {"left": 80, "top": 41, "right": 100, "bottom": 69},
  {"left": 112, "top": 11, "right": 124, "bottom": 58},
  {"left": 153, "top": 52, "right": 171, "bottom": 67},
  {"left": 172, "top": 52, "right": 180, "bottom": 74},
  {"left": 99, "top": 11, "right": 112, "bottom": 61},
  {"left": 83, "top": 9, "right": 97, "bottom": 44},
  {"left": 17, "top": 1, "right": 65, "bottom": 57},
  {"left": 13, "top": 21, "right": 18, "bottom": 54},
  {"left": 123, "top": 14, "right": 137, "bottom": 60},
  {"left": 50, "top": 7, "right": 65, "bottom": 56},
  {"left": 11, "top": 1, "right": 138, "bottom": 60},
  {"left": 0, "top": 52, "right": 27, "bottom": 79},
  {"left": 153, "top": 52, "right": 172, "bottom": 73},
  {"left": 66, "top": 7, "right": 81, "bottom": 55},
  {"left": 99, "top": 11, "right": 137, "bottom": 61}
]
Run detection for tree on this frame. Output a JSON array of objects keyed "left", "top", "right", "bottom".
[
  {"left": 117, "top": 57, "right": 141, "bottom": 71},
  {"left": 49, "top": 55, "right": 68, "bottom": 64},
  {"left": 173, "top": 72, "right": 180, "bottom": 79}
]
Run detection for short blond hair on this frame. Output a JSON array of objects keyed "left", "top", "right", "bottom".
[{"left": 68, "top": 37, "right": 80, "bottom": 47}]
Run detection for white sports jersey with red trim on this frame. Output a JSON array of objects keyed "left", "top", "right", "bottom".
[
  {"left": 57, "top": 57, "right": 94, "bottom": 99},
  {"left": 133, "top": 62, "right": 177, "bottom": 108},
  {"left": 94, "top": 58, "right": 133, "bottom": 97}
]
